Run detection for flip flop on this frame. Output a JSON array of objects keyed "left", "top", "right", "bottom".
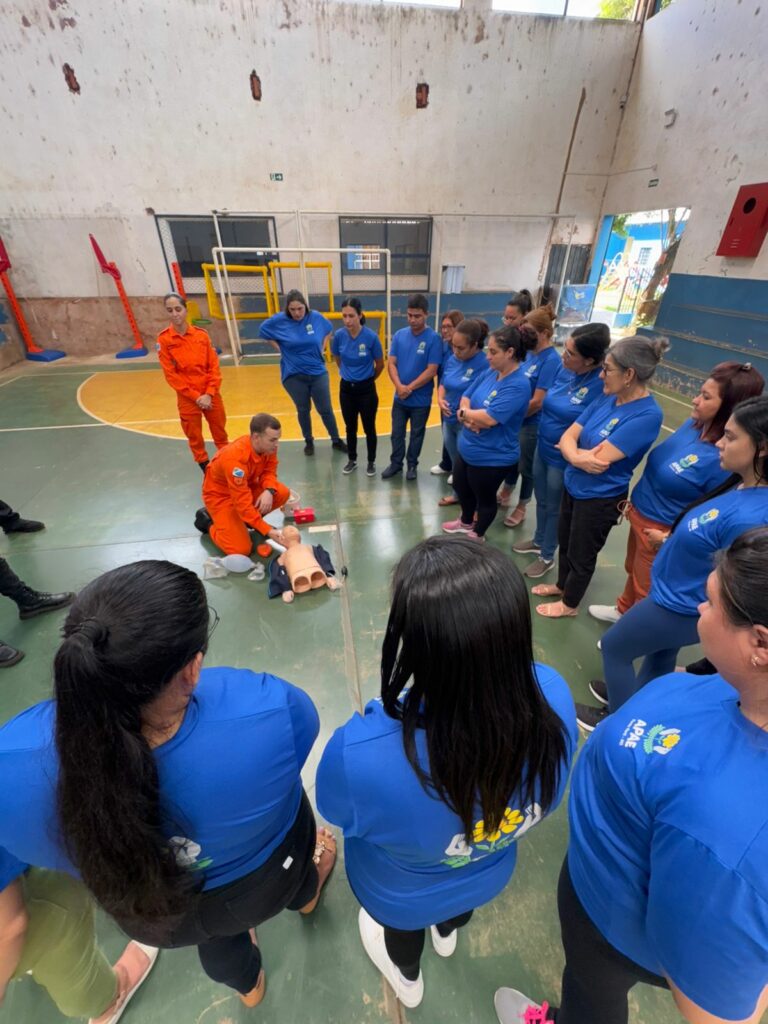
[
  {"left": 535, "top": 601, "right": 578, "bottom": 619},
  {"left": 531, "top": 584, "right": 563, "bottom": 597},
  {"left": 299, "top": 828, "right": 337, "bottom": 915},
  {"left": 437, "top": 496, "right": 459, "bottom": 506}
]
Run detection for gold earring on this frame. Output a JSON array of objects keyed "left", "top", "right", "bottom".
[{"left": 751, "top": 655, "right": 760, "bottom": 667}]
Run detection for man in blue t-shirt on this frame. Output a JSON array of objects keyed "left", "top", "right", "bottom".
[{"left": 381, "top": 294, "right": 443, "bottom": 482}]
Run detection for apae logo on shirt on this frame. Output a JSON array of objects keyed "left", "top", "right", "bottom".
[
  {"left": 462, "top": 367, "right": 476, "bottom": 382},
  {"left": 687, "top": 507, "right": 719, "bottom": 532},
  {"left": 483, "top": 389, "right": 498, "bottom": 408},
  {"left": 417, "top": 341, "right": 426, "bottom": 354},
  {"left": 305, "top": 323, "right": 315, "bottom": 335},
  {"left": 441, "top": 803, "right": 543, "bottom": 868},
  {"left": 358, "top": 343, "right": 367, "bottom": 354},
  {"left": 569, "top": 386, "right": 589, "bottom": 405},
  {"left": 599, "top": 416, "right": 620, "bottom": 438},
  {"left": 169, "top": 836, "right": 213, "bottom": 871},
  {"left": 619, "top": 718, "right": 682, "bottom": 755},
  {"left": 671, "top": 453, "right": 699, "bottom": 474},
  {"left": 525, "top": 362, "right": 538, "bottom": 377}
]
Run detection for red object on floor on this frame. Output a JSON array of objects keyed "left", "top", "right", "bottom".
[
  {"left": 292, "top": 508, "right": 316, "bottom": 524},
  {"left": 256, "top": 543, "right": 272, "bottom": 558}
]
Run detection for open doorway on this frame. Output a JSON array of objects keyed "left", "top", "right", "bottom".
[{"left": 591, "top": 208, "right": 689, "bottom": 333}]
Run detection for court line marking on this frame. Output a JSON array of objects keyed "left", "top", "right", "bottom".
[
  {"left": 0, "top": 423, "right": 106, "bottom": 432},
  {"left": 0, "top": 375, "right": 21, "bottom": 389},
  {"left": 652, "top": 388, "right": 691, "bottom": 410}
]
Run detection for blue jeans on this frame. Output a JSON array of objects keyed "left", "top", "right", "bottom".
[
  {"left": 602, "top": 597, "right": 701, "bottom": 711},
  {"left": 442, "top": 419, "right": 461, "bottom": 496},
  {"left": 282, "top": 372, "right": 341, "bottom": 444},
  {"left": 503, "top": 420, "right": 538, "bottom": 502},
  {"left": 532, "top": 449, "right": 565, "bottom": 562},
  {"left": 390, "top": 402, "right": 430, "bottom": 469}
]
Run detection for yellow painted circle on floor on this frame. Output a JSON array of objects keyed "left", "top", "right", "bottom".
[{"left": 77, "top": 364, "right": 442, "bottom": 442}]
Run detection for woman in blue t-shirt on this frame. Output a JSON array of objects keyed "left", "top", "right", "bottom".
[
  {"left": 588, "top": 361, "right": 764, "bottom": 625},
  {"left": 259, "top": 289, "right": 347, "bottom": 456},
  {"left": 331, "top": 297, "right": 384, "bottom": 477},
  {"left": 496, "top": 526, "right": 768, "bottom": 1024},
  {"left": 533, "top": 335, "right": 666, "bottom": 619},
  {"left": 578, "top": 395, "right": 768, "bottom": 730},
  {"left": 514, "top": 323, "right": 610, "bottom": 580},
  {"left": 436, "top": 318, "right": 490, "bottom": 506},
  {"left": 498, "top": 306, "right": 562, "bottom": 529},
  {"left": 441, "top": 325, "right": 535, "bottom": 540},
  {"left": 0, "top": 561, "right": 335, "bottom": 1009},
  {"left": 317, "top": 537, "right": 576, "bottom": 1009}
]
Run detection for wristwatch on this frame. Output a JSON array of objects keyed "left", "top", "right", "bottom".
[{"left": 266, "top": 487, "right": 277, "bottom": 496}]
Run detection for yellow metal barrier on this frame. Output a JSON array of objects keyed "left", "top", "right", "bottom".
[
  {"left": 201, "top": 263, "right": 273, "bottom": 320},
  {"left": 267, "top": 261, "right": 335, "bottom": 314}
]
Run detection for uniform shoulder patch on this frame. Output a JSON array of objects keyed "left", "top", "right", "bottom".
[{"left": 232, "top": 467, "right": 245, "bottom": 478}]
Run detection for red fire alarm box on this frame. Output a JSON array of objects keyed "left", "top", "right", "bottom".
[{"left": 716, "top": 183, "right": 768, "bottom": 258}]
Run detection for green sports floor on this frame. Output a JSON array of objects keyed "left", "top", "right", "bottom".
[{"left": 0, "top": 359, "right": 695, "bottom": 1024}]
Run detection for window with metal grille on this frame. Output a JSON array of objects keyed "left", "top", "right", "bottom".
[
  {"left": 155, "top": 215, "right": 278, "bottom": 289},
  {"left": 339, "top": 216, "right": 432, "bottom": 292}
]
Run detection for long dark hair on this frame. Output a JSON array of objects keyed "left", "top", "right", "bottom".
[
  {"left": 700, "top": 361, "right": 765, "bottom": 443},
  {"left": 284, "top": 288, "right": 309, "bottom": 315},
  {"left": 716, "top": 526, "right": 768, "bottom": 629},
  {"left": 670, "top": 395, "right": 768, "bottom": 532},
  {"left": 54, "top": 560, "right": 210, "bottom": 922},
  {"left": 490, "top": 323, "right": 538, "bottom": 363},
  {"left": 381, "top": 537, "right": 569, "bottom": 840},
  {"left": 506, "top": 289, "right": 533, "bottom": 316}
]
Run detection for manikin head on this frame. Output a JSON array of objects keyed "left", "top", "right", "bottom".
[{"left": 281, "top": 525, "right": 302, "bottom": 547}]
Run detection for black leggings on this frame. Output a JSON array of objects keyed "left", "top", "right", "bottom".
[
  {"left": 119, "top": 792, "right": 318, "bottom": 995},
  {"left": 383, "top": 910, "right": 474, "bottom": 981},
  {"left": 556, "top": 490, "right": 626, "bottom": 608},
  {"left": 550, "top": 861, "right": 667, "bottom": 1023},
  {"left": 339, "top": 377, "right": 378, "bottom": 463},
  {"left": 453, "top": 454, "right": 517, "bottom": 537}
]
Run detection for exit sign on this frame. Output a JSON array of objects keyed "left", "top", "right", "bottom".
[
  {"left": 648, "top": 177, "right": 659, "bottom": 188},
  {"left": 270, "top": 172, "right": 283, "bottom": 181}
]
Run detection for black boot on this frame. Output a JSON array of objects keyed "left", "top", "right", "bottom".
[
  {"left": 16, "top": 588, "right": 75, "bottom": 620},
  {"left": 0, "top": 642, "right": 24, "bottom": 667},
  {"left": 194, "top": 507, "right": 213, "bottom": 535},
  {"left": 199, "top": 460, "right": 210, "bottom": 474},
  {"left": 3, "top": 517, "right": 45, "bottom": 534}
]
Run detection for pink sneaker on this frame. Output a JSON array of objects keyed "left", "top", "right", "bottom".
[
  {"left": 442, "top": 518, "right": 473, "bottom": 534},
  {"left": 494, "top": 987, "right": 553, "bottom": 1023},
  {"left": 466, "top": 530, "right": 486, "bottom": 542}
]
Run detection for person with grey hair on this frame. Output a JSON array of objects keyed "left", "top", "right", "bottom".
[{"left": 532, "top": 336, "right": 668, "bottom": 619}]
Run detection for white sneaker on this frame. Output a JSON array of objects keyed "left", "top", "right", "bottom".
[
  {"left": 447, "top": 474, "right": 453, "bottom": 486},
  {"left": 430, "top": 464, "right": 449, "bottom": 475},
  {"left": 358, "top": 908, "right": 424, "bottom": 1008},
  {"left": 597, "top": 638, "right": 602, "bottom": 651},
  {"left": 494, "top": 986, "right": 551, "bottom": 1023},
  {"left": 430, "top": 924, "right": 458, "bottom": 957},
  {"left": 588, "top": 604, "right": 621, "bottom": 624}
]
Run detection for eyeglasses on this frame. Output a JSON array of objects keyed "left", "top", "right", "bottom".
[
  {"left": 563, "top": 346, "right": 578, "bottom": 358},
  {"left": 208, "top": 606, "right": 220, "bottom": 641}
]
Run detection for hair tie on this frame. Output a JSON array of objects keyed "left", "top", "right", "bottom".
[
  {"left": 742, "top": 362, "right": 752, "bottom": 371},
  {"left": 69, "top": 618, "right": 109, "bottom": 647}
]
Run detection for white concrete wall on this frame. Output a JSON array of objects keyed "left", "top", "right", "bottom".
[
  {"left": 0, "top": 0, "right": 639, "bottom": 297},
  {"left": 602, "top": 0, "right": 768, "bottom": 280}
]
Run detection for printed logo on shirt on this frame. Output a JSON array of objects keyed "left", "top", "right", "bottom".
[
  {"left": 306, "top": 324, "right": 315, "bottom": 335},
  {"left": 599, "top": 416, "right": 620, "bottom": 438},
  {"left": 441, "top": 803, "right": 543, "bottom": 868},
  {"left": 358, "top": 343, "right": 367, "bottom": 354},
  {"left": 619, "top": 718, "right": 682, "bottom": 755},
  {"left": 483, "top": 389, "right": 498, "bottom": 408},
  {"left": 687, "top": 507, "right": 719, "bottom": 532},
  {"left": 671, "top": 454, "right": 699, "bottom": 474},
  {"left": 462, "top": 368, "right": 476, "bottom": 381},
  {"left": 569, "top": 386, "right": 589, "bottom": 405},
  {"left": 417, "top": 341, "right": 426, "bottom": 354},
  {"left": 169, "top": 836, "right": 213, "bottom": 871},
  {"left": 155, "top": 342, "right": 162, "bottom": 352},
  {"left": 525, "top": 362, "right": 538, "bottom": 377}
]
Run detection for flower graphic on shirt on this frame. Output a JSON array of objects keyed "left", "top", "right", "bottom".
[
  {"left": 642, "top": 725, "right": 682, "bottom": 756},
  {"left": 472, "top": 807, "right": 525, "bottom": 847},
  {"left": 169, "top": 836, "right": 213, "bottom": 871}
]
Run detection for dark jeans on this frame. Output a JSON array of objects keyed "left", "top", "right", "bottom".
[
  {"left": 439, "top": 442, "right": 452, "bottom": 472},
  {"left": 556, "top": 490, "right": 626, "bottom": 608},
  {"left": 0, "top": 558, "right": 27, "bottom": 604},
  {"left": 389, "top": 402, "right": 430, "bottom": 469},
  {"left": 0, "top": 501, "right": 20, "bottom": 533},
  {"left": 552, "top": 860, "right": 667, "bottom": 1024},
  {"left": 118, "top": 792, "right": 318, "bottom": 995},
  {"left": 282, "top": 372, "right": 341, "bottom": 445},
  {"left": 503, "top": 421, "right": 538, "bottom": 502},
  {"left": 382, "top": 910, "right": 474, "bottom": 981},
  {"left": 453, "top": 454, "right": 517, "bottom": 537},
  {"left": 339, "top": 377, "right": 378, "bottom": 463},
  {"left": 602, "top": 597, "right": 701, "bottom": 711}
]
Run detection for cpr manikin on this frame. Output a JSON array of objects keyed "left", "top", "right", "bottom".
[{"left": 277, "top": 525, "right": 342, "bottom": 603}]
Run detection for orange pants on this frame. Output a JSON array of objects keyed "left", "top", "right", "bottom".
[
  {"left": 208, "top": 481, "right": 291, "bottom": 556},
  {"left": 178, "top": 394, "right": 228, "bottom": 464},
  {"left": 616, "top": 503, "right": 667, "bottom": 614}
]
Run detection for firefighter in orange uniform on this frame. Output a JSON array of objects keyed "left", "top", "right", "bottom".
[
  {"left": 157, "top": 293, "right": 228, "bottom": 472},
  {"left": 200, "top": 413, "right": 291, "bottom": 556}
]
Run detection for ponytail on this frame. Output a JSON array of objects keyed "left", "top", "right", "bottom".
[{"left": 55, "top": 561, "right": 210, "bottom": 923}]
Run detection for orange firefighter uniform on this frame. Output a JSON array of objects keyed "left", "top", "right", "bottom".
[
  {"left": 156, "top": 324, "right": 228, "bottom": 465},
  {"left": 202, "top": 435, "right": 291, "bottom": 555}
]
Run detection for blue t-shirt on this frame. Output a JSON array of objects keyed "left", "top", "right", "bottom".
[
  {"left": 521, "top": 346, "right": 562, "bottom": 425},
  {"left": 0, "top": 846, "right": 28, "bottom": 890},
  {"left": 440, "top": 351, "right": 490, "bottom": 422},
  {"left": 568, "top": 671, "right": 768, "bottom": 1020},
  {"left": 457, "top": 368, "right": 531, "bottom": 467},
  {"left": 537, "top": 367, "right": 604, "bottom": 470},
  {"left": 259, "top": 311, "right": 332, "bottom": 382},
  {"left": 389, "top": 326, "right": 443, "bottom": 408},
  {"left": 630, "top": 419, "right": 729, "bottom": 526},
  {"left": 650, "top": 486, "right": 768, "bottom": 615},
  {"left": 317, "top": 664, "right": 576, "bottom": 930},
  {"left": 331, "top": 325, "right": 383, "bottom": 383},
  {"left": 564, "top": 393, "right": 663, "bottom": 500},
  {"left": 0, "top": 668, "right": 319, "bottom": 891}
]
